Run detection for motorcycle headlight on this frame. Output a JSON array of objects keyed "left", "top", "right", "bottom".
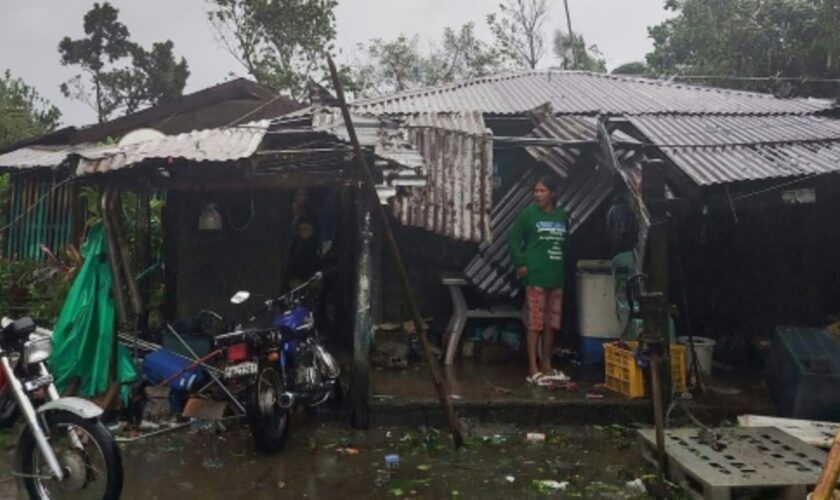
[{"left": 23, "top": 334, "right": 52, "bottom": 364}]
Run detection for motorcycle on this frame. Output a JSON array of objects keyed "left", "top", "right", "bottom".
[
  {"left": 0, "top": 316, "right": 123, "bottom": 499},
  {"left": 201, "top": 271, "right": 341, "bottom": 454}
]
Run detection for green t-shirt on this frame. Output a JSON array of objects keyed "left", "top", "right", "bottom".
[{"left": 507, "top": 204, "right": 569, "bottom": 289}]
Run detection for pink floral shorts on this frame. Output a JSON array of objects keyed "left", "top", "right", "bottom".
[{"left": 526, "top": 286, "right": 563, "bottom": 331}]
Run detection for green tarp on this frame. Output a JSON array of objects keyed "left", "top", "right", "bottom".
[{"left": 49, "top": 221, "right": 137, "bottom": 401}]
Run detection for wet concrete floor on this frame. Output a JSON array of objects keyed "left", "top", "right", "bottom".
[{"left": 0, "top": 416, "right": 655, "bottom": 499}]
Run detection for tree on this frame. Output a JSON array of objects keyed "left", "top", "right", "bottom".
[
  {"left": 348, "top": 23, "right": 504, "bottom": 98},
  {"left": 0, "top": 70, "right": 61, "bottom": 148},
  {"left": 428, "top": 24, "right": 505, "bottom": 83},
  {"left": 611, "top": 61, "right": 649, "bottom": 76},
  {"left": 59, "top": 2, "right": 189, "bottom": 123},
  {"left": 487, "top": 0, "right": 549, "bottom": 69},
  {"left": 646, "top": 0, "right": 840, "bottom": 97},
  {"left": 207, "top": 0, "right": 338, "bottom": 100},
  {"left": 553, "top": 31, "right": 606, "bottom": 72}
]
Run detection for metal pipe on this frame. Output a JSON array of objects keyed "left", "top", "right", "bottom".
[
  {"left": 2, "top": 357, "right": 64, "bottom": 480},
  {"left": 165, "top": 325, "right": 247, "bottom": 415}
]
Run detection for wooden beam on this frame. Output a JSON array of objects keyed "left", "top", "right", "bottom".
[
  {"left": 136, "top": 191, "right": 151, "bottom": 332},
  {"left": 158, "top": 172, "right": 350, "bottom": 191},
  {"left": 327, "top": 55, "right": 464, "bottom": 448}
]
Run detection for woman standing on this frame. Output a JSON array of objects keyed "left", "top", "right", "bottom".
[{"left": 508, "top": 176, "right": 570, "bottom": 384}]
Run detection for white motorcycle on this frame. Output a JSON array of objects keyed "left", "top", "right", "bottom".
[{"left": 0, "top": 316, "right": 123, "bottom": 499}]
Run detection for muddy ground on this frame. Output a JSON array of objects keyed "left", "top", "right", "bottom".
[{"left": 0, "top": 416, "right": 668, "bottom": 499}]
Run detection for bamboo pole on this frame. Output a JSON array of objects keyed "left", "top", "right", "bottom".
[
  {"left": 326, "top": 55, "right": 464, "bottom": 448},
  {"left": 812, "top": 428, "right": 840, "bottom": 500}
]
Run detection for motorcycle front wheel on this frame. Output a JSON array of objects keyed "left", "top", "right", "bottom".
[
  {"left": 16, "top": 410, "right": 123, "bottom": 500},
  {"left": 248, "top": 364, "right": 289, "bottom": 454},
  {"left": 0, "top": 384, "right": 19, "bottom": 428}
]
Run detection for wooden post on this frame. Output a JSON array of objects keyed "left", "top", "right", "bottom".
[
  {"left": 327, "top": 55, "right": 464, "bottom": 447},
  {"left": 100, "top": 187, "right": 128, "bottom": 410},
  {"left": 350, "top": 194, "right": 373, "bottom": 429},
  {"left": 110, "top": 198, "right": 143, "bottom": 327},
  {"left": 136, "top": 191, "right": 151, "bottom": 332},
  {"left": 640, "top": 293, "right": 670, "bottom": 477},
  {"left": 813, "top": 427, "right": 840, "bottom": 499},
  {"left": 643, "top": 159, "right": 669, "bottom": 296}
]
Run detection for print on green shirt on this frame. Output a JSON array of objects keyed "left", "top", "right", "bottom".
[{"left": 508, "top": 204, "right": 569, "bottom": 289}]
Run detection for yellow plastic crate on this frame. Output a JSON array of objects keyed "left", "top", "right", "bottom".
[{"left": 604, "top": 341, "right": 687, "bottom": 398}]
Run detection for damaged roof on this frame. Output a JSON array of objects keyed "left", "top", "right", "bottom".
[
  {"left": 350, "top": 71, "right": 834, "bottom": 116},
  {"left": 630, "top": 115, "right": 840, "bottom": 185}
]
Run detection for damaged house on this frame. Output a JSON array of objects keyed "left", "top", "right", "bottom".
[{"left": 2, "top": 71, "right": 839, "bottom": 424}]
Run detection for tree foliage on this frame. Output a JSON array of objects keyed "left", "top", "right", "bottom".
[
  {"left": 207, "top": 0, "right": 338, "bottom": 100},
  {"left": 646, "top": 0, "right": 840, "bottom": 97},
  {"left": 0, "top": 70, "right": 61, "bottom": 148},
  {"left": 611, "top": 61, "right": 649, "bottom": 76},
  {"left": 487, "top": 0, "right": 549, "bottom": 69},
  {"left": 59, "top": 2, "right": 190, "bottom": 123},
  {"left": 350, "top": 23, "right": 504, "bottom": 97},
  {"left": 553, "top": 31, "right": 607, "bottom": 72}
]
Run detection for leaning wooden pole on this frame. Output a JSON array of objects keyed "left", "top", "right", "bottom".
[
  {"left": 326, "top": 55, "right": 464, "bottom": 448},
  {"left": 812, "top": 427, "right": 840, "bottom": 500}
]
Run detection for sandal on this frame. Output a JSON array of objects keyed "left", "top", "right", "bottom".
[
  {"left": 541, "top": 370, "right": 570, "bottom": 382},
  {"left": 526, "top": 373, "right": 544, "bottom": 385}
]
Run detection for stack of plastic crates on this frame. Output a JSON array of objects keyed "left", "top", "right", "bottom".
[{"left": 604, "top": 341, "right": 686, "bottom": 398}]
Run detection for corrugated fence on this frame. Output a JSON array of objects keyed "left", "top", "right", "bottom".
[{"left": 4, "top": 176, "right": 76, "bottom": 261}]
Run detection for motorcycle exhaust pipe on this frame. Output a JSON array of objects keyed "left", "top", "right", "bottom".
[{"left": 278, "top": 392, "right": 295, "bottom": 409}]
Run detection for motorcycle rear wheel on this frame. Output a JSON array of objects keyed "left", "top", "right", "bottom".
[
  {"left": 16, "top": 409, "right": 123, "bottom": 500},
  {"left": 248, "top": 364, "right": 289, "bottom": 454}
]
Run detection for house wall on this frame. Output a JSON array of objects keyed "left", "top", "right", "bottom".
[
  {"left": 164, "top": 188, "right": 292, "bottom": 322},
  {"left": 673, "top": 181, "right": 840, "bottom": 364}
]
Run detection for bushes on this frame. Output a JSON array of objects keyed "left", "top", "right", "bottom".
[{"left": 0, "top": 256, "right": 75, "bottom": 326}]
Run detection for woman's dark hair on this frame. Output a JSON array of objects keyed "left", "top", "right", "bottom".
[{"left": 535, "top": 175, "right": 558, "bottom": 196}]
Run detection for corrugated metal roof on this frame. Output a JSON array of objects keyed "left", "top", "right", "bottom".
[
  {"left": 630, "top": 115, "right": 840, "bottom": 185},
  {"left": 76, "top": 121, "right": 270, "bottom": 175},
  {"left": 0, "top": 145, "right": 80, "bottom": 169},
  {"left": 311, "top": 109, "right": 424, "bottom": 170},
  {"left": 351, "top": 71, "right": 833, "bottom": 116},
  {"left": 391, "top": 112, "right": 493, "bottom": 242},
  {"left": 464, "top": 110, "right": 620, "bottom": 296}
]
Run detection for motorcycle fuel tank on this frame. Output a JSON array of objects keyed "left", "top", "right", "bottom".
[{"left": 272, "top": 306, "right": 313, "bottom": 332}]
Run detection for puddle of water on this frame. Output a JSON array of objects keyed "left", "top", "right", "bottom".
[{"left": 0, "top": 420, "right": 654, "bottom": 499}]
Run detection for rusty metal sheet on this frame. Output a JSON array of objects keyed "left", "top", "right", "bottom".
[
  {"left": 391, "top": 115, "right": 493, "bottom": 243},
  {"left": 351, "top": 71, "right": 832, "bottom": 116}
]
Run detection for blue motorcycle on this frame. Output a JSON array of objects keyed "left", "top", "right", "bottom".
[{"left": 213, "top": 272, "right": 341, "bottom": 453}]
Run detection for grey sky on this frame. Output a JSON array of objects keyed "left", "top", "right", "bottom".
[{"left": 0, "top": 0, "right": 671, "bottom": 127}]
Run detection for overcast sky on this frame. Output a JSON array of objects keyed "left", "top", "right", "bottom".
[{"left": 0, "top": 0, "right": 672, "bottom": 127}]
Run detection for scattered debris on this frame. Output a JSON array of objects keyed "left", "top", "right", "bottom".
[
  {"left": 416, "top": 464, "right": 431, "bottom": 471},
  {"left": 532, "top": 480, "right": 569, "bottom": 493},
  {"left": 371, "top": 341, "right": 410, "bottom": 369},
  {"left": 585, "top": 392, "right": 605, "bottom": 399},
  {"left": 625, "top": 478, "right": 647, "bottom": 494},
  {"left": 485, "top": 382, "right": 512, "bottom": 394},
  {"left": 337, "top": 447, "right": 360, "bottom": 455},
  {"left": 449, "top": 394, "right": 463, "bottom": 400},
  {"left": 384, "top": 454, "right": 400, "bottom": 469},
  {"left": 526, "top": 432, "right": 546, "bottom": 444},
  {"left": 505, "top": 475, "right": 515, "bottom": 483}
]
